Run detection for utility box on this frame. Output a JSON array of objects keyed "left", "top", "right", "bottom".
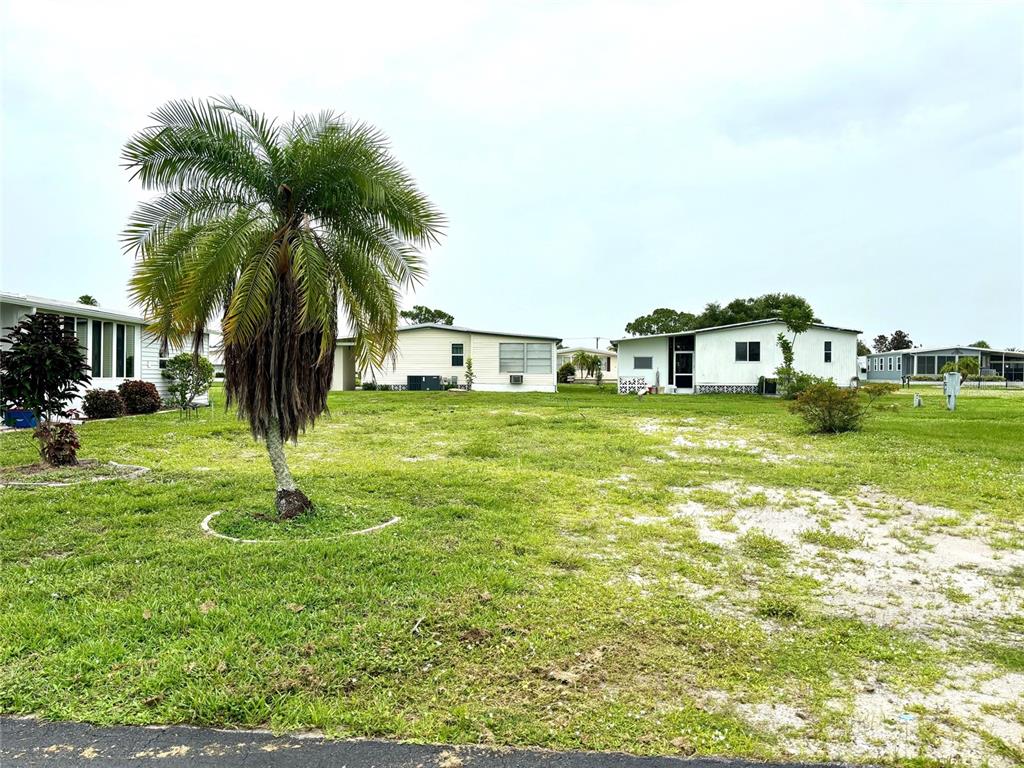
[
  {"left": 944, "top": 371, "right": 960, "bottom": 410},
  {"left": 407, "top": 375, "right": 443, "bottom": 391}
]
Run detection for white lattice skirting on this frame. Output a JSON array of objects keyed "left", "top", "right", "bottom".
[
  {"left": 695, "top": 384, "right": 758, "bottom": 394},
  {"left": 618, "top": 376, "right": 649, "bottom": 394}
]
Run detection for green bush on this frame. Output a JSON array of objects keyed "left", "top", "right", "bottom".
[
  {"left": 361, "top": 381, "right": 378, "bottom": 391},
  {"left": 82, "top": 389, "right": 126, "bottom": 419},
  {"left": 776, "top": 368, "right": 826, "bottom": 400},
  {"left": 163, "top": 353, "right": 214, "bottom": 409},
  {"left": 33, "top": 422, "right": 81, "bottom": 466},
  {"left": 789, "top": 381, "right": 896, "bottom": 433},
  {"left": 117, "top": 380, "right": 162, "bottom": 414},
  {"left": 557, "top": 362, "right": 576, "bottom": 383}
]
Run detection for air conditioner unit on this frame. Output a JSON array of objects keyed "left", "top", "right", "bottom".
[{"left": 509, "top": 374, "right": 524, "bottom": 384}]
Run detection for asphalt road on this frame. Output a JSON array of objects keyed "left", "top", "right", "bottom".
[{"left": 1, "top": 717, "right": 858, "bottom": 767}]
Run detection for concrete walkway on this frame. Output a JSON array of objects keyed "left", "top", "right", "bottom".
[{"left": 1, "top": 717, "right": 853, "bottom": 767}]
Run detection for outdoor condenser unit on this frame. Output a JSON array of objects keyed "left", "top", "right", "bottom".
[{"left": 509, "top": 374, "right": 524, "bottom": 384}]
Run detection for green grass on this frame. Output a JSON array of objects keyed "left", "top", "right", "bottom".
[{"left": 1, "top": 384, "right": 1021, "bottom": 763}]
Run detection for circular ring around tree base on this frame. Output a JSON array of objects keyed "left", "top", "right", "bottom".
[{"left": 200, "top": 510, "right": 401, "bottom": 543}]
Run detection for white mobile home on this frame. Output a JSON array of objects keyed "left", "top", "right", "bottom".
[
  {"left": 0, "top": 292, "right": 211, "bottom": 406},
  {"left": 614, "top": 319, "right": 860, "bottom": 394},
  {"left": 333, "top": 323, "right": 560, "bottom": 393}
]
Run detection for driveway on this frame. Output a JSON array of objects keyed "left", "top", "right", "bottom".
[{"left": 1, "top": 717, "right": 854, "bottom": 767}]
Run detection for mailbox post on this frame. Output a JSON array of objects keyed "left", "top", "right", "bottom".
[{"left": 944, "top": 371, "right": 961, "bottom": 411}]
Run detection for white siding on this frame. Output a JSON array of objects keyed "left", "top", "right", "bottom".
[
  {"left": 363, "top": 327, "right": 557, "bottom": 392},
  {"left": 556, "top": 350, "right": 617, "bottom": 379},
  {"left": 696, "top": 323, "right": 858, "bottom": 387},
  {"left": 614, "top": 336, "right": 670, "bottom": 387},
  {"left": 617, "top": 322, "right": 859, "bottom": 392}
]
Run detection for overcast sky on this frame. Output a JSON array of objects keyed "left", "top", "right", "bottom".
[{"left": 2, "top": 1, "right": 1021, "bottom": 348}]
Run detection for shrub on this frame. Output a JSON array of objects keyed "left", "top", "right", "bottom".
[
  {"left": 163, "top": 353, "right": 214, "bottom": 409},
  {"left": 776, "top": 368, "right": 826, "bottom": 400},
  {"left": 117, "top": 380, "right": 162, "bottom": 414},
  {"left": 83, "top": 389, "right": 126, "bottom": 419},
  {"left": 361, "top": 381, "right": 378, "bottom": 391},
  {"left": 789, "top": 381, "right": 896, "bottom": 433},
  {"left": 464, "top": 358, "right": 475, "bottom": 391},
  {"left": 33, "top": 422, "right": 81, "bottom": 466},
  {"left": 557, "top": 362, "right": 576, "bottom": 383}
]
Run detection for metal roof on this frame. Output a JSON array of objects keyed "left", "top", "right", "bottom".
[
  {"left": 866, "top": 345, "right": 1023, "bottom": 357},
  {"left": 0, "top": 291, "right": 145, "bottom": 325},
  {"left": 556, "top": 346, "right": 617, "bottom": 356},
  {"left": 613, "top": 318, "right": 861, "bottom": 344},
  {"left": 338, "top": 322, "right": 561, "bottom": 344}
]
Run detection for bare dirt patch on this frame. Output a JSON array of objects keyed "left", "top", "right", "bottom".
[{"left": 0, "top": 460, "right": 150, "bottom": 487}]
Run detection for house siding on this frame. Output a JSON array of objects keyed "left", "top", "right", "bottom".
[
  {"left": 617, "top": 322, "right": 859, "bottom": 392},
  {"left": 0, "top": 296, "right": 209, "bottom": 409},
  {"left": 362, "top": 327, "right": 557, "bottom": 392}
]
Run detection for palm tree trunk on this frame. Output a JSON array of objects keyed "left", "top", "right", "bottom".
[{"left": 265, "top": 411, "right": 312, "bottom": 518}]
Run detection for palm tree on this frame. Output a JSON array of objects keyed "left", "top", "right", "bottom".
[
  {"left": 122, "top": 98, "right": 444, "bottom": 518},
  {"left": 77, "top": 295, "right": 99, "bottom": 306}
]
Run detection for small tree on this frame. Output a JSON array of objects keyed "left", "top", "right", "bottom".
[
  {"left": 594, "top": 364, "right": 604, "bottom": 387},
  {"left": 0, "top": 314, "right": 91, "bottom": 464},
  {"left": 970, "top": 340, "right": 990, "bottom": 349},
  {"left": 557, "top": 362, "right": 575, "bottom": 383},
  {"left": 790, "top": 381, "right": 897, "bottom": 433},
  {"left": 774, "top": 301, "right": 815, "bottom": 396},
  {"left": 941, "top": 357, "right": 980, "bottom": 385},
  {"left": 464, "top": 358, "right": 475, "bottom": 391},
  {"left": 77, "top": 295, "right": 99, "bottom": 306},
  {"left": 856, "top": 339, "right": 871, "bottom": 356},
  {"left": 164, "top": 354, "right": 214, "bottom": 411}
]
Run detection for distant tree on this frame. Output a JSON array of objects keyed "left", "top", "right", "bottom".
[
  {"left": 76, "top": 294, "right": 99, "bottom": 306},
  {"left": 571, "top": 350, "right": 601, "bottom": 378},
  {"left": 941, "top": 357, "right": 980, "bottom": 385},
  {"left": 400, "top": 305, "right": 454, "bottom": 325},
  {"left": 970, "top": 340, "right": 991, "bottom": 349},
  {"left": 872, "top": 334, "right": 889, "bottom": 353},
  {"left": 624, "top": 308, "right": 695, "bottom": 336},
  {"left": 887, "top": 330, "right": 913, "bottom": 350},
  {"left": 692, "top": 293, "right": 818, "bottom": 330},
  {"left": 857, "top": 339, "right": 871, "bottom": 356}
]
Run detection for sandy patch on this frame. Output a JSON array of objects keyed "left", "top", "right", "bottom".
[{"left": 668, "top": 483, "right": 1022, "bottom": 643}]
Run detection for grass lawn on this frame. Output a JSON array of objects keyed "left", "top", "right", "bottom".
[{"left": 2, "top": 384, "right": 1021, "bottom": 765}]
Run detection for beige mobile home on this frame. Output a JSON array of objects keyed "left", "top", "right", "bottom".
[{"left": 332, "top": 323, "right": 560, "bottom": 393}]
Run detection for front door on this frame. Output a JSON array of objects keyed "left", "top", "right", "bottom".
[{"left": 674, "top": 351, "right": 693, "bottom": 392}]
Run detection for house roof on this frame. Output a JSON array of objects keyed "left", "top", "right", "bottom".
[
  {"left": 0, "top": 291, "right": 145, "bottom": 325},
  {"left": 338, "top": 322, "right": 561, "bottom": 344},
  {"left": 557, "top": 346, "right": 617, "bottom": 357},
  {"left": 612, "top": 318, "right": 861, "bottom": 344},
  {"left": 866, "top": 345, "right": 1023, "bottom": 357}
]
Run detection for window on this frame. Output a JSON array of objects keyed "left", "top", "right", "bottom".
[
  {"left": 499, "top": 343, "right": 525, "bottom": 373},
  {"left": 936, "top": 355, "right": 955, "bottom": 373},
  {"left": 887, "top": 356, "right": 893, "bottom": 371},
  {"left": 824, "top": 341, "right": 832, "bottom": 363},
  {"left": 451, "top": 343, "right": 464, "bottom": 367},
  {"left": 919, "top": 356, "right": 936, "bottom": 374},
  {"left": 499, "top": 342, "right": 551, "bottom": 373},
  {"left": 91, "top": 320, "right": 102, "bottom": 376},
  {"left": 526, "top": 343, "right": 551, "bottom": 373},
  {"left": 116, "top": 323, "right": 126, "bottom": 377},
  {"left": 896, "top": 356, "right": 901, "bottom": 371},
  {"left": 634, "top": 356, "right": 653, "bottom": 369},
  {"left": 735, "top": 341, "right": 760, "bottom": 362},
  {"left": 605, "top": 356, "right": 611, "bottom": 372}
]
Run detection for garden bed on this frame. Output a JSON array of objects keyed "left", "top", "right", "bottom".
[{"left": 0, "top": 459, "right": 149, "bottom": 487}]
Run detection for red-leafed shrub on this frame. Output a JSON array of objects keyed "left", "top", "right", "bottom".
[
  {"left": 82, "top": 389, "right": 125, "bottom": 419},
  {"left": 118, "top": 380, "right": 162, "bottom": 414}
]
